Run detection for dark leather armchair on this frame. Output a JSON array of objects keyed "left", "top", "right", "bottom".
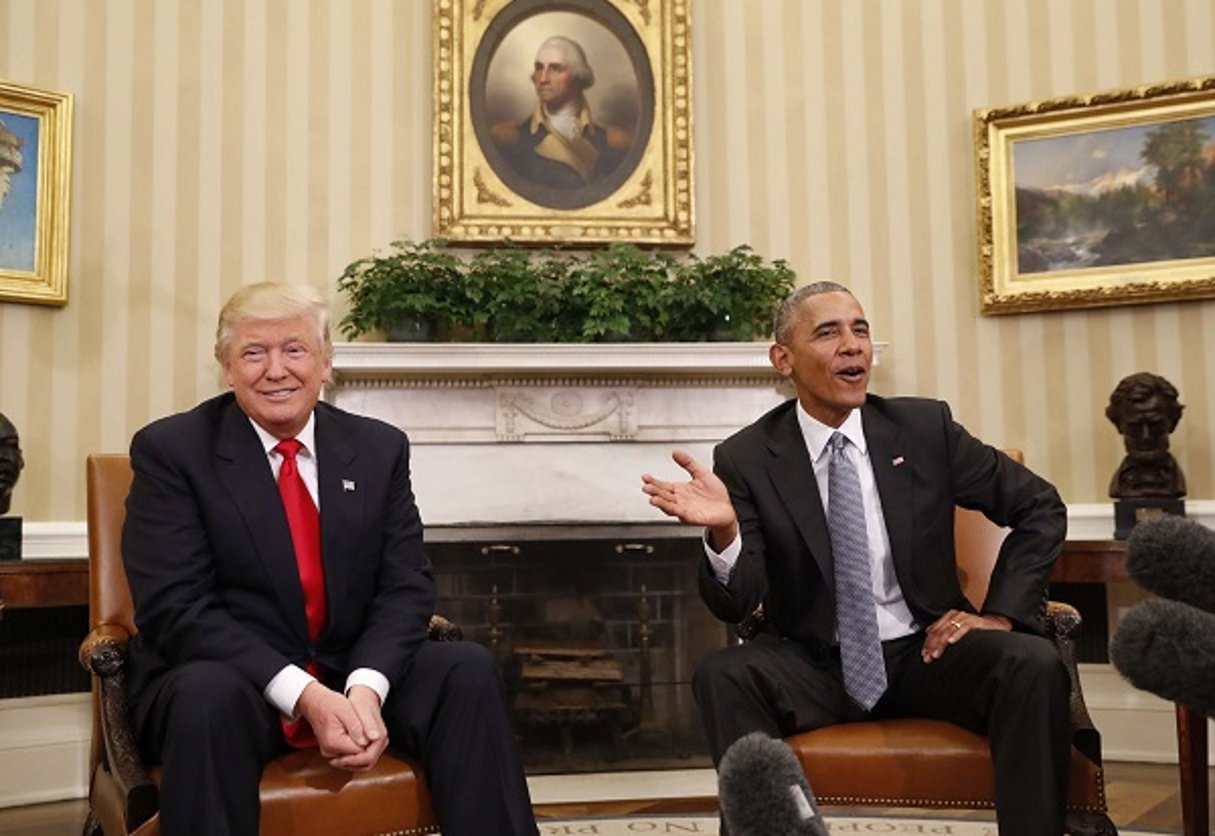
[
  {"left": 78, "top": 454, "right": 450, "bottom": 836},
  {"left": 768, "top": 452, "right": 1118, "bottom": 835}
]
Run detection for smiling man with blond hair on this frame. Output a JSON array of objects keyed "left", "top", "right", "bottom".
[{"left": 122, "top": 282, "right": 538, "bottom": 835}]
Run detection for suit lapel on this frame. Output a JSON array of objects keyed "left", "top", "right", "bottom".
[
  {"left": 214, "top": 401, "right": 310, "bottom": 642},
  {"left": 315, "top": 407, "right": 364, "bottom": 633},
  {"left": 863, "top": 403, "right": 914, "bottom": 582},
  {"left": 764, "top": 407, "right": 834, "bottom": 584}
]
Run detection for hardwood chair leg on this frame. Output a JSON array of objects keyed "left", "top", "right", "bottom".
[{"left": 1177, "top": 702, "right": 1209, "bottom": 836}]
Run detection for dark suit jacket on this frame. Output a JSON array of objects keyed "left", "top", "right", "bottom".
[
  {"left": 700, "top": 395, "right": 1066, "bottom": 655},
  {"left": 122, "top": 393, "right": 435, "bottom": 708},
  {"left": 497, "top": 117, "right": 627, "bottom": 190}
]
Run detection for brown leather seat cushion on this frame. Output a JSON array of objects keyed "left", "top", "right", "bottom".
[
  {"left": 141, "top": 750, "right": 436, "bottom": 836},
  {"left": 786, "top": 719, "right": 1105, "bottom": 810}
]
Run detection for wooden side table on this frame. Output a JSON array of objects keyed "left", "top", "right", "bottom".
[
  {"left": 1055, "top": 538, "right": 1208, "bottom": 836},
  {"left": 0, "top": 559, "right": 89, "bottom": 621},
  {"left": 1051, "top": 538, "right": 1127, "bottom": 583}
]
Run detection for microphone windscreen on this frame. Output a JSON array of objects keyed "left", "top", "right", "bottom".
[
  {"left": 1126, "top": 517, "right": 1215, "bottom": 613},
  {"left": 1110, "top": 598, "right": 1215, "bottom": 718},
  {"left": 717, "top": 732, "right": 829, "bottom": 836}
]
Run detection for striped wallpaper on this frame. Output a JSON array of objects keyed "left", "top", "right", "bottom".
[{"left": 0, "top": 0, "right": 1212, "bottom": 522}]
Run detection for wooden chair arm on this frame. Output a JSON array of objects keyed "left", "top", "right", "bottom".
[
  {"left": 1046, "top": 600, "right": 1103, "bottom": 766},
  {"left": 78, "top": 624, "right": 132, "bottom": 671},
  {"left": 78, "top": 625, "right": 159, "bottom": 832},
  {"left": 428, "top": 614, "right": 463, "bottom": 641}
]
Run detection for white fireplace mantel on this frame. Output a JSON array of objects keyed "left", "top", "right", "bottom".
[
  {"left": 331, "top": 340, "right": 887, "bottom": 380},
  {"left": 327, "top": 342, "right": 812, "bottom": 528},
  {"left": 331, "top": 341, "right": 784, "bottom": 379}
]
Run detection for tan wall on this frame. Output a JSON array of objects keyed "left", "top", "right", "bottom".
[{"left": 0, "top": 0, "right": 1212, "bottom": 521}]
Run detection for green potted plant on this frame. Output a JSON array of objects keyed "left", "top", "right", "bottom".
[
  {"left": 667, "top": 245, "right": 795, "bottom": 341},
  {"left": 466, "top": 245, "right": 567, "bottom": 342},
  {"left": 336, "top": 238, "right": 470, "bottom": 341},
  {"left": 336, "top": 238, "right": 795, "bottom": 343},
  {"left": 565, "top": 244, "right": 677, "bottom": 342}
]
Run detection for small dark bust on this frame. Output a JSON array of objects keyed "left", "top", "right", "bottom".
[
  {"left": 0, "top": 410, "right": 22, "bottom": 512},
  {"left": 0, "top": 412, "right": 23, "bottom": 515},
  {"left": 1105, "top": 373, "right": 1186, "bottom": 499}
]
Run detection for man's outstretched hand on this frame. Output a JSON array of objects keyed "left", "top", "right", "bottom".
[{"left": 642, "top": 449, "right": 738, "bottom": 550}]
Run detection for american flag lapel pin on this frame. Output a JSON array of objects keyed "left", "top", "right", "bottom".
[
  {"left": 892, "top": 456, "right": 905, "bottom": 467},
  {"left": 342, "top": 479, "right": 356, "bottom": 492}
]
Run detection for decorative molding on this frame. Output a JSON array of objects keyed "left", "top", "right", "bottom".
[
  {"left": 16, "top": 521, "right": 88, "bottom": 560},
  {"left": 332, "top": 341, "right": 777, "bottom": 380},
  {"left": 497, "top": 388, "right": 637, "bottom": 441},
  {"left": 20, "top": 502, "right": 1214, "bottom": 560},
  {"left": 330, "top": 341, "right": 888, "bottom": 384}
]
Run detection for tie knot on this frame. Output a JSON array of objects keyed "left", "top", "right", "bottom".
[
  {"left": 829, "top": 431, "right": 849, "bottom": 454},
  {"left": 275, "top": 438, "right": 303, "bottom": 461}
]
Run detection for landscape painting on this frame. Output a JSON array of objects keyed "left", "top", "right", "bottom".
[
  {"left": 1013, "top": 116, "right": 1215, "bottom": 274},
  {"left": 0, "top": 78, "right": 72, "bottom": 306},
  {"left": 974, "top": 76, "right": 1215, "bottom": 314}
]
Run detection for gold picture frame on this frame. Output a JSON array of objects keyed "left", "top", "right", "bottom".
[
  {"left": 974, "top": 75, "right": 1215, "bottom": 314},
  {"left": 0, "top": 78, "right": 72, "bottom": 306},
  {"left": 433, "top": 0, "right": 693, "bottom": 245}
]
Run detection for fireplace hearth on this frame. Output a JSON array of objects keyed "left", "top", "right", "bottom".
[{"left": 427, "top": 531, "right": 728, "bottom": 773}]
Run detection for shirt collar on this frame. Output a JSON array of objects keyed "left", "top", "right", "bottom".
[
  {"left": 248, "top": 413, "right": 318, "bottom": 460},
  {"left": 527, "top": 96, "right": 593, "bottom": 135},
  {"left": 794, "top": 403, "right": 866, "bottom": 463}
]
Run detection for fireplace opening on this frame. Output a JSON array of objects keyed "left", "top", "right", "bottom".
[{"left": 427, "top": 532, "right": 729, "bottom": 774}]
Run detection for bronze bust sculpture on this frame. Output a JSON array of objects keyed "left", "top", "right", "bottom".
[
  {"left": 0, "top": 411, "right": 23, "bottom": 516},
  {"left": 1105, "top": 372, "right": 1186, "bottom": 500}
]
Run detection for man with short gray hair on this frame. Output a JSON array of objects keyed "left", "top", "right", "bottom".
[{"left": 643, "top": 283, "right": 1071, "bottom": 835}]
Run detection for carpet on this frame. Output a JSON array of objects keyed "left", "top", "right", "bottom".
[{"left": 540, "top": 815, "right": 1168, "bottom": 835}]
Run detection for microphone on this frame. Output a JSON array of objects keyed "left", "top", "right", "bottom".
[
  {"left": 717, "top": 731, "right": 829, "bottom": 836},
  {"left": 1110, "top": 598, "right": 1215, "bottom": 718},
  {"left": 1126, "top": 517, "right": 1215, "bottom": 613}
]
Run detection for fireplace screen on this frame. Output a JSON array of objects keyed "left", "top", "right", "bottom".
[{"left": 428, "top": 533, "right": 729, "bottom": 773}]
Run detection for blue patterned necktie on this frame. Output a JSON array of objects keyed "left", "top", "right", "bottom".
[{"left": 827, "top": 431, "right": 887, "bottom": 711}]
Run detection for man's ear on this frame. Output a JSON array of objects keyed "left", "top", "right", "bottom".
[{"left": 769, "top": 343, "right": 792, "bottom": 377}]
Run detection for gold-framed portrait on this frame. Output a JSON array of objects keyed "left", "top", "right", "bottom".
[
  {"left": 0, "top": 78, "right": 72, "bottom": 306},
  {"left": 433, "top": 0, "right": 694, "bottom": 245},
  {"left": 974, "top": 75, "right": 1215, "bottom": 315}
]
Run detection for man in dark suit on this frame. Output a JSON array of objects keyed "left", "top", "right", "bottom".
[
  {"left": 642, "top": 282, "right": 1070, "bottom": 835},
  {"left": 122, "top": 282, "right": 538, "bottom": 835}
]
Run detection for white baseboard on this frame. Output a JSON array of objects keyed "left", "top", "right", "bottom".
[
  {"left": 1080, "top": 663, "right": 1213, "bottom": 763},
  {"left": 0, "top": 693, "right": 91, "bottom": 808}
]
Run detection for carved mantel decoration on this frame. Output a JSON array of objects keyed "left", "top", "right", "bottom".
[{"left": 497, "top": 388, "right": 636, "bottom": 441}]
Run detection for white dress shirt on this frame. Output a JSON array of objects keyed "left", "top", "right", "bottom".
[
  {"left": 706, "top": 403, "right": 919, "bottom": 641},
  {"left": 248, "top": 414, "right": 390, "bottom": 719}
]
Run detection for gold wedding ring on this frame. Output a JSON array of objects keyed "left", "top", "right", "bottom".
[{"left": 950, "top": 620, "right": 962, "bottom": 630}]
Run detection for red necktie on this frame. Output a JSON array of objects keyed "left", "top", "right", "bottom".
[{"left": 275, "top": 438, "right": 326, "bottom": 748}]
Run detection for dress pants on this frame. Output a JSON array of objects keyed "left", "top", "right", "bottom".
[
  {"left": 135, "top": 641, "right": 538, "bottom": 836},
  {"left": 693, "top": 630, "right": 1072, "bottom": 836}
]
